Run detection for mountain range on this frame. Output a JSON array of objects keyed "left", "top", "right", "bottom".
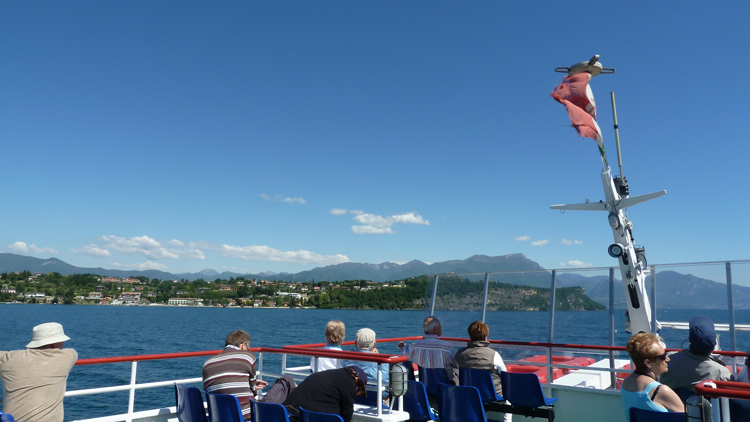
[{"left": 0, "top": 252, "right": 744, "bottom": 309}]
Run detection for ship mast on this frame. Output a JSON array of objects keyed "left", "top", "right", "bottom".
[{"left": 550, "top": 56, "right": 666, "bottom": 335}]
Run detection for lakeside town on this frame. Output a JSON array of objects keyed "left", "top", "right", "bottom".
[{"left": 0, "top": 270, "right": 409, "bottom": 308}]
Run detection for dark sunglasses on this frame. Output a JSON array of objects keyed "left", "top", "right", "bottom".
[{"left": 652, "top": 352, "right": 668, "bottom": 361}]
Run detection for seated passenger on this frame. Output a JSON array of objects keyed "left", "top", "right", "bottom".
[
  {"left": 397, "top": 317, "right": 458, "bottom": 384},
  {"left": 455, "top": 321, "right": 510, "bottom": 422},
  {"left": 311, "top": 320, "right": 345, "bottom": 372},
  {"left": 737, "top": 349, "right": 750, "bottom": 383},
  {"left": 284, "top": 365, "right": 367, "bottom": 422},
  {"left": 342, "top": 328, "right": 389, "bottom": 399},
  {"left": 621, "top": 333, "right": 684, "bottom": 421},
  {"left": 660, "top": 317, "right": 733, "bottom": 401},
  {"left": 203, "top": 330, "right": 295, "bottom": 420}
]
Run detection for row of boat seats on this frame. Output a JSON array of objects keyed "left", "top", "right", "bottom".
[
  {"left": 176, "top": 383, "right": 348, "bottom": 422},
  {"left": 396, "top": 367, "right": 558, "bottom": 422}
]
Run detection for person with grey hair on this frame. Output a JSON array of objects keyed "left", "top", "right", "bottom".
[
  {"left": 0, "top": 322, "right": 78, "bottom": 422},
  {"left": 398, "top": 316, "right": 458, "bottom": 384},
  {"left": 343, "top": 328, "right": 390, "bottom": 399},
  {"left": 311, "top": 320, "right": 346, "bottom": 372}
]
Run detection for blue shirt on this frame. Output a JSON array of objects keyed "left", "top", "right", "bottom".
[{"left": 621, "top": 381, "right": 667, "bottom": 422}]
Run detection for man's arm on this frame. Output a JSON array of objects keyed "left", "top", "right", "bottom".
[{"left": 493, "top": 351, "right": 507, "bottom": 372}]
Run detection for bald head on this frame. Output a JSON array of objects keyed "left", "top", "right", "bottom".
[{"left": 423, "top": 317, "right": 441, "bottom": 336}]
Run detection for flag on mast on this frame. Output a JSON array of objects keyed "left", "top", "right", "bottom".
[{"left": 551, "top": 73, "right": 605, "bottom": 156}]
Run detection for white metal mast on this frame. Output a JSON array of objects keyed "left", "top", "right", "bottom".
[{"left": 550, "top": 56, "right": 666, "bottom": 335}]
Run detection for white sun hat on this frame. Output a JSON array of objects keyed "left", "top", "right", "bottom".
[{"left": 26, "top": 322, "right": 71, "bottom": 348}]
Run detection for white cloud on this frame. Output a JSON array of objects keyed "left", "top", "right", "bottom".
[
  {"left": 8, "top": 242, "right": 28, "bottom": 254},
  {"left": 531, "top": 240, "right": 549, "bottom": 246},
  {"left": 515, "top": 236, "right": 531, "bottom": 241},
  {"left": 72, "top": 244, "right": 111, "bottom": 257},
  {"left": 560, "top": 239, "right": 583, "bottom": 245},
  {"left": 349, "top": 210, "right": 364, "bottom": 215},
  {"left": 99, "top": 235, "right": 205, "bottom": 260},
  {"left": 560, "top": 260, "right": 593, "bottom": 268},
  {"left": 29, "top": 244, "right": 58, "bottom": 254},
  {"left": 260, "top": 194, "right": 306, "bottom": 204},
  {"left": 211, "top": 243, "right": 349, "bottom": 265},
  {"left": 111, "top": 261, "right": 168, "bottom": 271},
  {"left": 330, "top": 208, "right": 347, "bottom": 215},
  {"left": 351, "top": 212, "right": 430, "bottom": 235},
  {"left": 7, "top": 241, "right": 57, "bottom": 255},
  {"left": 168, "top": 239, "right": 185, "bottom": 247}
]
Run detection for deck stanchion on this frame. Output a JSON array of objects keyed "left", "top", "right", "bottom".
[
  {"left": 726, "top": 262, "right": 737, "bottom": 373},
  {"left": 547, "top": 270, "right": 556, "bottom": 391},
  {"left": 481, "top": 273, "right": 490, "bottom": 323},
  {"left": 651, "top": 266, "right": 657, "bottom": 334},
  {"left": 429, "top": 275, "right": 439, "bottom": 316},
  {"left": 609, "top": 267, "right": 616, "bottom": 388},
  {"left": 127, "top": 361, "right": 137, "bottom": 422}
]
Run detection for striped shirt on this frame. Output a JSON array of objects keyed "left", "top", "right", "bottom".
[
  {"left": 403, "top": 334, "right": 457, "bottom": 372},
  {"left": 202, "top": 346, "right": 257, "bottom": 420}
]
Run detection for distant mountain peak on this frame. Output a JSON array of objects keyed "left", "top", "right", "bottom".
[{"left": 199, "top": 269, "right": 219, "bottom": 277}]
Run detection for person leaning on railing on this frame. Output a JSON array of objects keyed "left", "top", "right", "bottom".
[
  {"left": 621, "top": 333, "right": 684, "bottom": 421},
  {"left": 0, "top": 322, "right": 78, "bottom": 422}
]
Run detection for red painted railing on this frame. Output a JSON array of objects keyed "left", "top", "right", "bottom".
[{"left": 694, "top": 380, "right": 750, "bottom": 400}]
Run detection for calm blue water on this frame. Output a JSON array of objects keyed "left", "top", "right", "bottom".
[{"left": 1, "top": 305, "right": 749, "bottom": 421}]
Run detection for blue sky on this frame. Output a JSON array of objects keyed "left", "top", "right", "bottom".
[{"left": 2, "top": 2, "right": 749, "bottom": 281}]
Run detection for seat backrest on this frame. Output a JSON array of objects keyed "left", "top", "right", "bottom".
[
  {"left": 499, "top": 371, "right": 558, "bottom": 408},
  {"left": 437, "top": 383, "right": 487, "bottom": 422},
  {"left": 390, "top": 380, "right": 437, "bottom": 422},
  {"left": 418, "top": 366, "right": 450, "bottom": 397},
  {"left": 353, "top": 389, "right": 384, "bottom": 407},
  {"left": 253, "top": 401, "right": 289, "bottom": 422},
  {"left": 629, "top": 407, "right": 686, "bottom": 422},
  {"left": 459, "top": 367, "right": 502, "bottom": 402},
  {"left": 205, "top": 391, "right": 245, "bottom": 422},
  {"left": 298, "top": 407, "right": 345, "bottom": 422},
  {"left": 175, "top": 384, "right": 208, "bottom": 422}
]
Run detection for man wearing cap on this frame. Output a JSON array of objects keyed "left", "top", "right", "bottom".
[
  {"left": 0, "top": 322, "right": 78, "bottom": 422},
  {"left": 661, "top": 316, "right": 734, "bottom": 402},
  {"left": 283, "top": 365, "right": 367, "bottom": 422},
  {"left": 342, "top": 328, "right": 389, "bottom": 399}
]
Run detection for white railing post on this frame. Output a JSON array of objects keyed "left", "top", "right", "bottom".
[
  {"left": 376, "top": 363, "right": 382, "bottom": 417},
  {"left": 127, "top": 361, "right": 138, "bottom": 422}
]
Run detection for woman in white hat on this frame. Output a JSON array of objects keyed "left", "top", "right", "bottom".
[{"left": 0, "top": 322, "right": 78, "bottom": 422}]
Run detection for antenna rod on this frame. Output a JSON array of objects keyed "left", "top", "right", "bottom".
[{"left": 610, "top": 92, "right": 624, "bottom": 179}]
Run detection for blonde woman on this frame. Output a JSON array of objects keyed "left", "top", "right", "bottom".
[{"left": 311, "top": 320, "right": 345, "bottom": 372}]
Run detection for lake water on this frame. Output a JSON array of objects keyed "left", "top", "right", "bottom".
[{"left": 1, "top": 304, "right": 749, "bottom": 420}]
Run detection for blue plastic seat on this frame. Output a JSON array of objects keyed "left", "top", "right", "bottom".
[
  {"left": 253, "top": 401, "right": 290, "bottom": 422},
  {"left": 353, "top": 389, "right": 389, "bottom": 408},
  {"left": 500, "top": 371, "right": 558, "bottom": 409},
  {"left": 459, "top": 367, "right": 504, "bottom": 402},
  {"left": 438, "top": 383, "right": 488, "bottom": 422},
  {"left": 418, "top": 366, "right": 450, "bottom": 397},
  {"left": 0, "top": 412, "right": 16, "bottom": 422},
  {"left": 175, "top": 384, "right": 208, "bottom": 422},
  {"left": 298, "top": 407, "right": 345, "bottom": 422},
  {"left": 390, "top": 380, "right": 437, "bottom": 422},
  {"left": 629, "top": 408, "right": 685, "bottom": 422},
  {"left": 205, "top": 391, "right": 246, "bottom": 422}
]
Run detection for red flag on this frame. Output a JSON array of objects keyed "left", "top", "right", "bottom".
[{"left": 551, "top": 73, "right": 601, "bottom": 141}]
